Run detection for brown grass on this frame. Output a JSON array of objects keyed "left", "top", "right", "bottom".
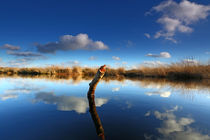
[
  {"left": 137, "top": 63, "right": 210, "bottom": 79},
  {"left": 0, "top": 61, "right": 209, "bottom": 80}
]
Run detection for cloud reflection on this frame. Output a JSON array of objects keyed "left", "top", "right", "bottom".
[
  {"left": 0, "top": 86, "right": 43, "bottom": 101},
  {"left": 5, "top": 87, "right": 40, "bottom": 94},
  {"left": 145, "top": 106, "right": 210, "bottom": 140},
  {"left": 34, "top": 92, "right": 108, "bottom": 113},
  {"left": 112, "top": 87, "right": 120, "bottom": 92},
  {"left": 145, "top": 91, "right": 171, "bottom": 98},
  {"left": 0, "top": 93, "right": 18, "bottom": 101}
]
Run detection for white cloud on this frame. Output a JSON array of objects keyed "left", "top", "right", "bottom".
[
  {"left": 36, "top": 33, "right": 109, "bottom": 53},
  {"left": 154, "top": 30, "right": 177, "bottom": 43},
  {"left": 112, "top": 56, "right": 120, "bottom": 61},
  {"left": 143, "top": 61, "right": 166, "bottom": 66},
  {"left": 146, "top": 52, "right": 171, "bottom": 58},
  {"left": 112, "top": 87, "right": 120, "bottom": 92},
  {"left": 130, "top": 65, "right": 138, "bottom": 69},
  {"left": 122, "top": 61, "right": 127, "bottom": 65},
  {"left": 146, "top": 106, "right": 210, "bottom": 140},
  {"left": 67, "top": 60, "right": 80, "bottom": 65},
  {"left": 144, "top": 33, "right": 151, "bottom": 38},
  {"left": 149, "top": 0, "right": 210, "bottom": 43},
  {"left": 145, "top": 91, "right": 171, "bottom": 98},
  {"left": 89, "top": 56, "right": 97, "bottom": 60},
  {"left": 157, "top": 17, "right": 193, "bottom": 33},
  {"left": 1, "top": 44, "right": 20, "bottom": 50},
  {"left": 182, "top": 59, "right": 198, "bottom": 64},
  {"left": 34, "top": 92, "right": 108, "bottom": 114}
]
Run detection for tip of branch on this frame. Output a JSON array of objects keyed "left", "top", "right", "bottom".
[{"left": 99, "top": 65, "right": 106, "bottom": 73}]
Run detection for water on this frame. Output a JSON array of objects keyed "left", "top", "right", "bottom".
[{"left": 0, "top": 77, "right": 210, "bottom": 140}]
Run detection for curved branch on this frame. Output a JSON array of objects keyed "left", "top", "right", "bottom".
[{"left": 87, "top": 65, "right": 106, "bottom": 140}]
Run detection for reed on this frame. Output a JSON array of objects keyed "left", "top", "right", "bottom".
[{"left": 0, "top": 61, "right": 209, "bottom": 80}]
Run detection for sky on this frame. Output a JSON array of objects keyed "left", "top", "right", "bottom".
[{"left": 0, "top": 0, "right": 210, "bottom": 68}]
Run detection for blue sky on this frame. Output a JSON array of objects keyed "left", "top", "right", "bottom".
[{"left": 0, "top": 0, "right": 210, "bottom": 68}]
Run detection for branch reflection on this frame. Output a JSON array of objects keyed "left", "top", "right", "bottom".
[{"left": 88, "top": 94, "right": 105, "bottom": 140}]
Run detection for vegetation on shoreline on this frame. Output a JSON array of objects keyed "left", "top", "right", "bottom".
[{"left": 0, "top": 62, "right": 210, "bottom": 80}]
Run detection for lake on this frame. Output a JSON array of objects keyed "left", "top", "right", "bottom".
[{"left": 0, "top": 77, "right": 210, "bottom": 140}]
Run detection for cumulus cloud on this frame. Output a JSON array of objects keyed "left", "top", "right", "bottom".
[
  {"left": 1, "top": 44, "right": 20, "bottom": 50},
  {"left": 144, "top": 33, "right": 151, "bottom": 38},
  {"left": 146, "top": 52, "right": 171, "bottom": 58},
  {"left": 112, "top": 56, "right": 120, "bottom": 61},
  {"left": 145, "top": 106, "right": 210, "bottom": 140},
  {"left": 34, "top": 92, "right": 108, "bottom": 114},
  {"left": 7, "top": 51, "right": 42, "bottom": 57},
  {"left": 89, "top": 56, "right": 97, "bottom": 60},
  {"left": 149, "top": 0, "right": 210, "bottom": 43},
  {"left": 36, "top": 33, "right": 109, "bottom": 53},
  {"left": 145, "top": 91, "right": 171, "bottom": 98}
]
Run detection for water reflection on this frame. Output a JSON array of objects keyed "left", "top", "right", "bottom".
[
  {"left": 0, "top": 82, "right": 43, "bottom": 101},
  {"left": 138, "top": 78, "right": 210, "bottom": 91},
  {"left": 0, "top": 77, "right": 210, "bottom": 140},
  {"left": 5, "top": 87, "right": 42, "bottom": 94},
  {"left": 0, "top": 93, "right": 18, "bottom": 100},
  {"left": 112, "top": 87, "right": 120, "bottom": 92},
  {"left": 1, "top": 75, "right": 210, "bottom": 90},
  {"left": 88, "top": 94, "right": 105, "bottom": 140},
  {"left": 145, "top": 91, "right": 171, "bottom": 98},
  {"left": 145, "top": 106, "right": 210, "bottom": 140},
  {"left": 34, "top": 92, "right": 108, "bottom": 113}
]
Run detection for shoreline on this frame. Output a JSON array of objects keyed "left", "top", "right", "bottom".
[{"left": 0, "top": 63, "right": 209, "bottom": 80}]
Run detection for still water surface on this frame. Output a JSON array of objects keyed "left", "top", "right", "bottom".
[{"left": 0, "top": 78, "right": 210, "bottom": 140}]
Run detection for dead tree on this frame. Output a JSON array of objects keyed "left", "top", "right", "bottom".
[{"left": 87, "top": 65, "right": 106, "bottom": 140}]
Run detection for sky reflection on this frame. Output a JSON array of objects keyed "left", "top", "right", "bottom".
[
  {"left": 145, "top": 106, "right": 210, "bottom": 140},
  {"left": 0, "top": 78, "right": 210, "bottom": 140},
  {"left": 34, "top": 92, "right": 108, "bottom": 113}
]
